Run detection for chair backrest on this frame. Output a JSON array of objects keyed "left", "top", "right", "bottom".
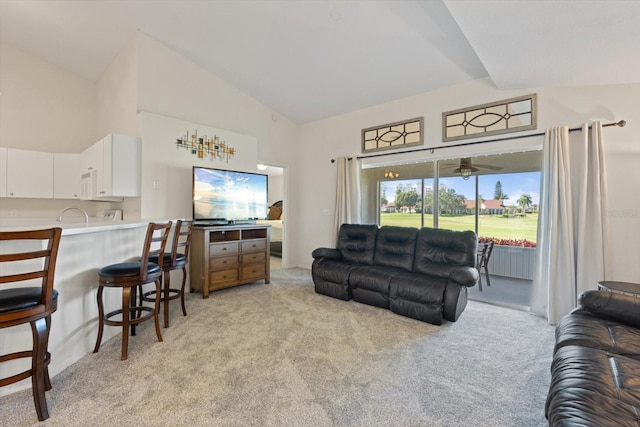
[
  {"left": 0, "top": 227, "right": 62, "bottom": 321},
  {"left": 140, "top": 222, "right": 172, "bottom": 281},
  {"left": 170, "top": 219, "right": 193, "bottom": 265},
  {"left": 484, "top": 241, "right": 495, "bottom": 265}
]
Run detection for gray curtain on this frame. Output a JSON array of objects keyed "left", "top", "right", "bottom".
[
  {"left": 333, "top": 157, "right": 361, "bottom": 245},
  {"left": 531, "top": 122, "right": 609, "bottom": 324}
]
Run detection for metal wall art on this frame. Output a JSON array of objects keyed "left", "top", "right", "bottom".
[
  {"left": 362, "top": 117, "right": 423, "bottom": 153},
  {"left": 175, "top": 130, "right": 235, "bottom": 162},
  {"left": 442, "top": 94, "right": 537, "bottom": 142}
]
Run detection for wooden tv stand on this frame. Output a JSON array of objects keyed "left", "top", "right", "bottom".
[{"left": 190, "top": 224, "right": 270, "bottom": 298}]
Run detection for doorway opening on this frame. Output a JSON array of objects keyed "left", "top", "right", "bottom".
[{"left": 259, "top": 165, "right": 285, "bottom": 271}]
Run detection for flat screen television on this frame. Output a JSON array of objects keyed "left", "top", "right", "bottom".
[{"left": 192, "top": 166, "right": 268, "bottom": 224}]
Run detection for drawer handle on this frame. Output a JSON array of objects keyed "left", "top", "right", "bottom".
[{"left": 222, "top": 248, "right": 227, "bottom": 251}]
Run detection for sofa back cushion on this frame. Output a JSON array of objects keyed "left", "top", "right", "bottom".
[
  {"left": 413, "top": 227, "right": 477, "bottom": 276},
  {"left": 373, "top": 226, "right": 418, "bottom": 272},
  {"left": 337, "top": 224, "right": 379, "bottom": 265}
]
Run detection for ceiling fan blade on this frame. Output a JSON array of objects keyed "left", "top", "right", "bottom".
[{"left": 473, "top": 164, "right": 504, "bottom": 170}]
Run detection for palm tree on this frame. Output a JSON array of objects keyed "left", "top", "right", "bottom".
[{"left": 517, "top": 194, "right": 533, "bottom": 215}]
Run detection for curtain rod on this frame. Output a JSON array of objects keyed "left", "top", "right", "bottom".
[{"left": 330, "top": 119, "right": 626, "bottom": 163}]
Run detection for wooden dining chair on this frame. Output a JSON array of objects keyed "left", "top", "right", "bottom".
[{"left": 0, "top": 227, "right": 62, "bottom": 421}]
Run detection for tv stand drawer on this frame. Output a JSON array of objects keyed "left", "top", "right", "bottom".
[
  {"left": 211, "top": 255, "right": 239, "bottom": 270},
  {"left": 210, "top": 242, "right": 240, "bottom": 256}
]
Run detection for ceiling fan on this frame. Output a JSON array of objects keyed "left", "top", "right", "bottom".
[{"left": 441, "top": 158, "right": 503, "bottom": 180}]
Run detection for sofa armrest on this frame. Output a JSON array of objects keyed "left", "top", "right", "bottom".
[
  {"left": 449, "top": 266, "right": 479, "bottom": 287},
  {"left": 578, "top": 290, "right": 640, "bottom": 328},
  {"left": 312, "top": 247, "right": 343, "bottom": 260}
]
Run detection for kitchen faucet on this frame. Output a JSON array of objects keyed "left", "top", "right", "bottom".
[{"left": 57, "top": 207, "right": 89, "bottom": 224}]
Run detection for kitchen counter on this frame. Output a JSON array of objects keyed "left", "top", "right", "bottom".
[
  {"left": 0, "top": 217, "right": 175, "bottom": 397},
  {"left": 0, "top": 218, "right": 152, "bottom": 235}
]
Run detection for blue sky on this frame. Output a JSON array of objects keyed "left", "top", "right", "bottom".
[{"left": 383, "top": 172, "right": 541, "bottom": 206}]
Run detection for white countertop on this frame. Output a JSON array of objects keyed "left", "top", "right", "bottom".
[{"left": 0, "top": 218, "right": 154, "bottom": 235}]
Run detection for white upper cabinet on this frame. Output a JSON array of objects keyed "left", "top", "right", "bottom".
[
  {"left": 1, "top": 133, "right": 139, "bottom": 200},
  {"left": 6, "top": 149, "right": 54, "bottom": 198},
  {"left": 95, "top": 133, "right": 141, "bottom": 199},
  {"left": 53, "top": 153, "right": 80, "bottom": 199}
]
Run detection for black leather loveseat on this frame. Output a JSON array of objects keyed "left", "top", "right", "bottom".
[
  {"left": 546, "top": 290, "right": 640, "bottom": 426},
  {"left": 311, "top": 224, "right": 478, "bottom": 325}
]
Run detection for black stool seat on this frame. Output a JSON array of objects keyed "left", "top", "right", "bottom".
[
  {"left": 99, "top": 262, "right": 161, "bottom": 279},
  {"left": 0, "top": 289, "right": 59, "bottom": 314}
]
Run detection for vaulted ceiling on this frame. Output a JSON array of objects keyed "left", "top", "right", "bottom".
[{"left": 1, "top": 0, "right": 638, "bottom": 123}]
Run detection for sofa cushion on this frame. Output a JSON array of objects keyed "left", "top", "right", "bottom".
[
  {"left": 578, "top": 290, "right": 640, "bottom": 329},
  {"left": 350, "top": 265, "right": 407, "bottom": 309},
  {"left": 388, "top": 272, "right": 447, "bottom": 325},
  {"left": 546, "top": 387, "right": 640, "bottom": 427},
  {"left": 337, "top": 224, "right": 379, "bottom": 265},
  {"left": 373, "top": 226, "right": 418, "bottom": 272},
  {"left": 548, "top": 345, "right": 640, "bottom": 410},
  {"left": 413, "top": 227, "right": 477, "bottom": 277},
  {"left": 312, "top": 258, "right": 359, "bottom": 285},
  {"left": 555, "top": 310, "right": 640, "bottom": 359},
  {"left": 312, "top": 258, "right": 362, "bottom": 301}
]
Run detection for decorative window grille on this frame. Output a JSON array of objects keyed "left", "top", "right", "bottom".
[
  {"left": 442, "top": 94, "right": 537, "bottom": 142},
  {"left": 362, "top": 117, "right": 423, "bottom": 153}
]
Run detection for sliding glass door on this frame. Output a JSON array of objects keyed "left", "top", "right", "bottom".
[{"left": 364, "top": 150, "right": 542, "bottom": 309}]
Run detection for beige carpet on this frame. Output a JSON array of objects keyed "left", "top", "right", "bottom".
[{"left": 1, "top": 268, "right": 555, "bottom": 427}]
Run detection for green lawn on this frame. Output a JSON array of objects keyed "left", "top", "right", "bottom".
[{"left": 380, "top": 212, "right": 538, "bottom": 242}]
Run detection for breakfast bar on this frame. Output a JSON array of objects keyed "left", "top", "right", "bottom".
[{"left": 0, "top": 219, "right": 156, "bottom": 397}]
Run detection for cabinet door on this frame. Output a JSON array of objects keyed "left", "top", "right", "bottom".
[
  {"left": 6, "top": 149, "right": 54, "bottom": 198},
  {"left": 54, "top": 153, "right": 80, "bottom": 199},
  {"left": 95, "top": 137, "right": 109, "bottom": 197},
  {"left": 0, "top": 147, "right": 7, "bottom": 197},
  {"left": 80, "top": 143, "right": 96, "bottom": 173}
]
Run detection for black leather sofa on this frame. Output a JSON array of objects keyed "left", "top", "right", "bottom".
[
  {"left": 546, "top": 290, "right": 640, "bottom": 426},
  {"left": 311, "top": 224, "right": 479, "bottom": 325}
]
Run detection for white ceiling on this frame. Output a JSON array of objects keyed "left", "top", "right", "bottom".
[{"left": 1, "top": 0, "right": 639, "bottom": 124}]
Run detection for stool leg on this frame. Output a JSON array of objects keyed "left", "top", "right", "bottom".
[
  {"left": 153, "top": 279, "right": 164, "bottom": 343},
  {"left": 180, "top": 266, "right": 188, "bottom": 317},
  {"left": 44, "top": 315, "right": 53, "bottom": 391},
  {"left": 163, "top": 270, "right": 170, "bottom": 328},
  {"left": 31, "top": 317, "right": 50, "bottom": 421},
  {"left": 130, "top": 285, "right": 138, "bottom": 337},
  {"left": 93, "top": 285, "right": 105, "bottom": 353},
  {"left": 121, "top": 286, "right": 131, "bottom": 360}
]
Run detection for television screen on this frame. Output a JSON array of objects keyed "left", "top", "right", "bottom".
[{"left": 192, "top": 167, "right": 268, "bottom": 222}]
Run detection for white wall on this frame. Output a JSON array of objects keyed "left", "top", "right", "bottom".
[
  {"left": 96, "top": 36, "right": 139, "bottom": 141},
  {"left": 296, "top": 78, "right": 640, "bottom": 284},
  {"left": 0, "top": 43, "right": 95, "bottom": 152},
  {"left": 135, "top": 33, "right": 299, "bottom": 265},
  {"left": 138, "top": 111, "right": 259, "bottom": 219}
]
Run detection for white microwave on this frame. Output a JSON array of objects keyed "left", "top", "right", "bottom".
[{"left": 80, "top": 170, "right": 96, "bottom": 200}]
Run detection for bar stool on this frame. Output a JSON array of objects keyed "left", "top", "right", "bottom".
[
  {"left": 0, "top": 227, "right": 62, "bottom": 421},
  {"left": 93, "top": 221, "right": 172, "bottom": 360},
  {"left": 141, "top": 219, "right": 193, "bottom": 328}
]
